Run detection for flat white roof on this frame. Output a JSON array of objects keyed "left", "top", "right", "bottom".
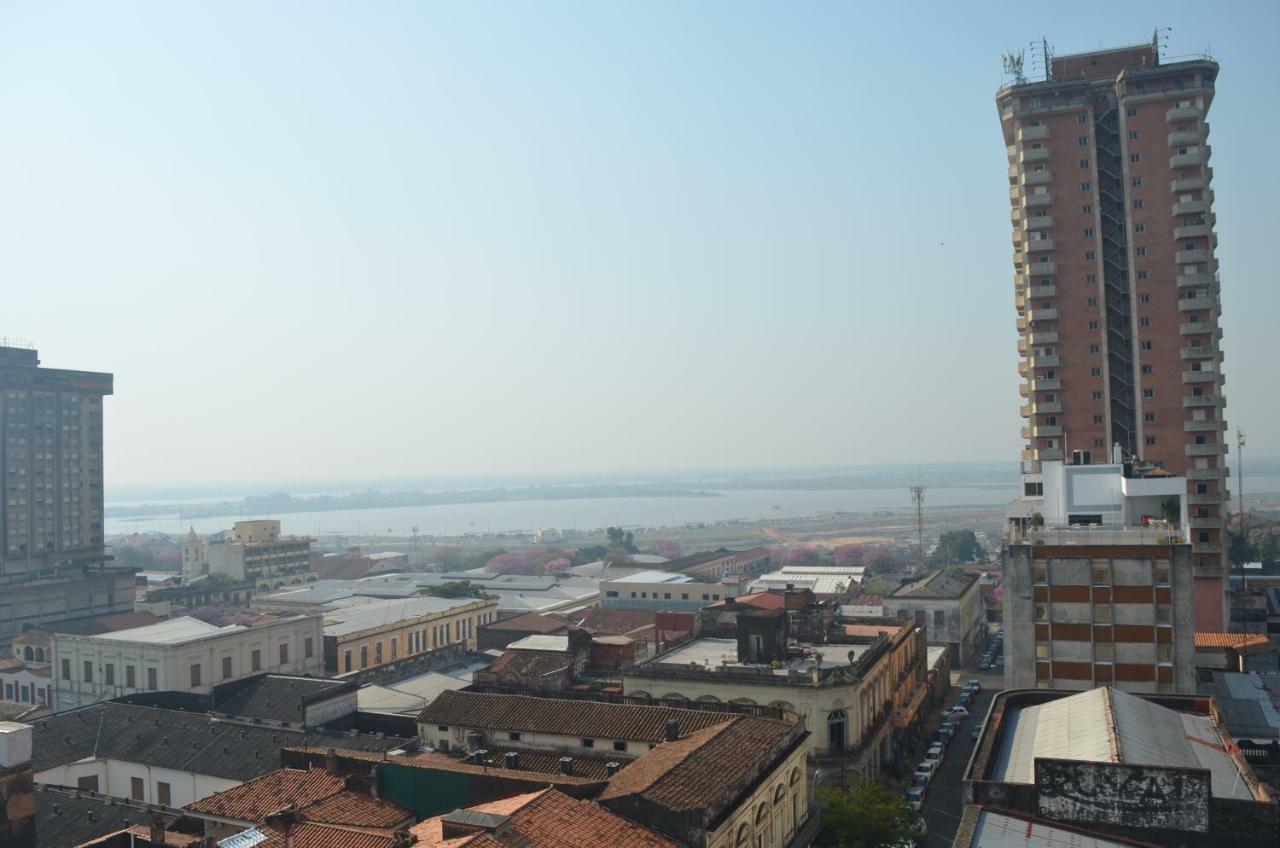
[
  {"left": 94, "top": 617, "right": 240, "bottom": 645},
  {"left": 607, "top": 569, "right": 694, "bottom": 585},
  {"left": 322, "top": 596, "right": 484, "bottom": 637},
  {"left": 507, "top": 634, "right": 570, "bottom": 652},
  {"left": 654, "top": 637, "right": 869, "bottom": 673}
]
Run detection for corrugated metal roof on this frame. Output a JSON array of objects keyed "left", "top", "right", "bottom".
[
  {"left": 217, "top": 827, "right": 269, "bottom": 848},
  {"left": 992, "top": 687, "right": 1255, "bottom": 800},
  {"left": 968, "top": 809, "right": 1132, "bottom": 847}
]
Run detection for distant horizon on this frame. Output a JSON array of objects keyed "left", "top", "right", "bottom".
[{"left": 105, "top": 455, "right": 1280, "bottom": 500}]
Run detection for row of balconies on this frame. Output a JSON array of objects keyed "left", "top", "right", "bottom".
[
  {"left": 1183, "top": 394, "right": 1222, "bottom": 408},
  {"left": 1178, "top": 295, "right": 1217, "bottom": 312},
  {"left": 1187, "top": 467, "right": 1227, "bottom": 481},
  {"left": 1172, "top": 169, "right": 1211, "bottom": 193},
  {"left": 1172, "top": 199, "right": 1210, "bottom": 216},
  {"left": 1168, "top": 125, "right": 1207, "bottom": 147},
  {"left": 1175, "top": 248, "right": 1210, "bottom": 264},
  {"left": 1166, "top": 103, "right": 1203, "bottom": 123},
  {"left": 1180, "top": 345, "right": 1219, "bottom": 360},
  {"left": 1018, "top": 124, "right": 1050, "bottom": 143},
  {"left": 1020, "top": 424, "right": 1063, "bottom": 438},
  {"left": 1173, "top": 223, "right": 1212, "bottom": 240},
  {"left": 1177, "top": 271, "right": 1215, "bottom": 288},
  {"left": 1170, "top": 147, "right": 1210, "bottom": 170},
  {"left": 1179, "top": 321, "right": 1218, "bottom": 336},
  {"left": 1187, "top": 443, "right": 1226, "bottom": 457},
  {"left": 1184, "top": 419, "right": 1226, "bottom": 432}
]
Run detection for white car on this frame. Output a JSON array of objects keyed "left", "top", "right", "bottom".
[
  {"left": 924, "top": 744, "right": 943, "bottom": 765},
  {"left": 949, "top": 705, "right": 970, "bottom": 718},
  {"left": 905, "top": 786, "right": 924, "bottom": 810}
]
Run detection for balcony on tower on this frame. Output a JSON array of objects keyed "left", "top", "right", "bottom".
[
  {"left": 1017, "top": 124, "right": 1050, "bottom": 143},
  {"left": 1175, "top": 248, "right": 1210, "bottom": 265},
  {"left": 1167, "top": 126, "right": 1207, "bottom": 147},
  {"left": 1166, "top": 103, "right": 1204, "bottom": 123},
  {"left": 1021, "top": 169, "right": 1052, "bottom": 186},
  {"left": 1020, "top": 146, "right": 1051, "bottom": 164},
  {"left": 1186, "top": 443, "right": 1226, "bottom": 458},
  {"left": 1173, "top": 223, "right": 1212, "bottom": 240},
  {"left": 1027, "top": 260, "right": 1055, "bottom": 275},
  {"left": 1182, "top": 369, "right": 1217, "bottom": 384},
  {"left": 1169, "top": 147, "right": 1210, "bottom": 170},
  {"left": 1025, "top": 192, "right": 1052, "bottom": 208},
  {"left": 1172, "top": 199, "right": 1210, "bottom": 216},
  {"left": 1184, "top": 419, "right": 1225, "bottom": 432},
  {"left": 1183, "top": 394, "right": 1221, "bottom": 408}
]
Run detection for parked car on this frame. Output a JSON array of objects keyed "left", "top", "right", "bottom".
[
  {"left": 966, "top": 679, "right": 981, "bottom": 692},
  {"left": 949, "top": 705, "right": 970, "bottom": 718},
  {"left": 925, "top": 745, "right": 943, "bottom": 765},
  {"left": 905, "top": 785, "right": 924, "bottom": 811},
  {"left": 913, "top": 767, "right": 932, "bottom": 787},
  {"left": 972, "top": 725, "right": 983, "bottom": 741}
]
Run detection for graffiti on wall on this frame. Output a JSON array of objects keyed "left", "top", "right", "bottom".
[{"left": 1036, "top": 758, "right": 1210, "bottom": 834}]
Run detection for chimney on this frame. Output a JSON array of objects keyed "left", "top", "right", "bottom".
[
  {"left": 148, "top": 813, "right": 165, "bottom": 847},
  {"left": 264, "top": 808, "right": 300, "bottom": 848},
  {"left": 664, "top": 720, "right": 679, "bottom": 742},
  {"left": 504, "top": 751, "right": 519, "bottom": 770},
  {"left": 605, "top": 761, "right": 621, "bottom": 776},
  {"left": 324, "top": 748, "right": 339, "bottom": 775},
  {"left": 812, "top": 651, "right": 823, "bottom": 684},
  {"left": 558, "top": 757, "right": 573, "bottom": 775},
  {"left": 368, "top": 766, "right": 379, "bottom": 799}
]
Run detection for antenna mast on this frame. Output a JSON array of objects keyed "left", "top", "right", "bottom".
[{"left": 910, "top": 485, "right": 927, "bottom": 569}]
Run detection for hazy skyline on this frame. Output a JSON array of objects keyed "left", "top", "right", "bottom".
[{"left": 3, "top": 2, "right": 1277, "bottom": 486}]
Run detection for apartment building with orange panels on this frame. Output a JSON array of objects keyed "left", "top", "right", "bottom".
[
  {"left": 997, "top": 41, "right": 1229, "bottom": 629},
  {"left": 1004, "top": 459, "right": 1196, "bottom": 693}
]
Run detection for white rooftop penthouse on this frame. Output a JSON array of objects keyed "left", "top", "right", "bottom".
[{"left": 1006, "top": 458, "right": 1188, "bottom": 545}]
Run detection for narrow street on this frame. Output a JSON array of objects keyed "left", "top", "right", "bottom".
[{"left": 920, "top": 668, "right": 1004, "bottom": 848}]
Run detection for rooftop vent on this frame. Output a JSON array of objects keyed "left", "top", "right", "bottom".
[
  {"left": 559, "top": 757, "right": 573, "bottom": 775},
  {"left": 664, "top": 720, "right": 679, "bottom": 742}
]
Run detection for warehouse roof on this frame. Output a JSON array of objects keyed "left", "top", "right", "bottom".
[
  {"left": 323, "top": 596, "right": 487, "bottom": 637},
  {"left": 887, "top": 569, "right": 979, "bottom": 600},
  {"left": 992, "top": 687, "right": 1254, "bottom": 799},
  {"left": 31, "top": 702, "right": 410, "bottom": 781}
]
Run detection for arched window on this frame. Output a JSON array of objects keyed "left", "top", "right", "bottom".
[
  {"left": 730, "top": 697, "right": 758, "bottom": 706},
  {"left": 630, "top": 691, "right": 651, "bottom": 701},
  {"left": 754, "top": 803, "right": 771, "bottom": 848},
  {"left": 773, "top": 784, "right": 789, "bottom": 843},
  {"left": 735, "top": 823, "right": 752, "bottom": 848},
  {"left": 767, "top": 700, "right": 795, "bottom": 713},
  {"left": 827, "top": 709, "right": 847, "bottom": 752},
  {"left": 34, "top": 647, "right": 44, "bottom": 662},
  {"left": 660, "top": 692, "right": 688, "bottom": 702},
  {"left": 696, "top": 694, "right": 722, "bottom": 703},
  {"left": 23, "top": 647, "right": 33, "bottom": 661}
]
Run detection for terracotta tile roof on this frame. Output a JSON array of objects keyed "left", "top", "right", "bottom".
[
  {"left": 74, "top": 826, "right": 203, "bottom": 847},
  {"left": 410, "top": 788, "right": 681, "bottom": 848},
  {"left": 730, "top": 592, "right": 788, "bottom": 611},
  {"left": 1196, "top": 632, "right": 1272, "bottom": 650},
  {"left": 298, "top": 791, "right": 412, "bottom": 828},
  {"left": 481, "top": 612, "right": 569, "bottom": 634},
  {"left": 0, "top": 656, "right": 24, "bottom": 672},
  {"left": 470, "top": 744, "right": 634, "bottom": 780},
  {"left": 418, "top": 690, "right": 739, "bottom": 742},
  {"left": 487, "top": 649, "right": 572, "bottom": 679},
  {"left": 598, "top": 715, "right": 800, "bottom": 813},
  {"left": 562, "top": 608, "right": 656, "bottom": 636},
  {"left": 186, "top": 767, "right": 344, "bottom": 821},
  {"left": 284, "top": 747, "right": 605, "bottom": 788}
]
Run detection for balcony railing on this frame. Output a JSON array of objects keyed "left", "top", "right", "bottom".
[{"left": 1008, "top": 524, "right": 1187, "bottom": 546}]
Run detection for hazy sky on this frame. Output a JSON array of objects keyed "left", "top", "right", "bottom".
[{"left": 2, "top": 2, "right": 1276, "bottom": 487}]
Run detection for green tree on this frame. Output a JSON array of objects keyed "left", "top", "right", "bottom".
[
  {"left": 570, "top": 545, "right": 610, "bottom": 566},
  {"left": 815, "top": 782, "right": 924, "bottom": 848},
  {"left": 931, "top": 530, "right": 984, "bottom": 566},
  {"left": 420, "top": 581, "right": 487, "bottom": 599},
  {"left": 606, "top": 527, "right": 638, "bottom": 554}
]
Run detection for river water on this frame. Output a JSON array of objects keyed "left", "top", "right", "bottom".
[{"left": 105, "top": 484, "right": 1018, "bottom": 538}]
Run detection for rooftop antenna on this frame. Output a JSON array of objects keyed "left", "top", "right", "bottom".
[
  {"left": 1002, "top": 50, "right": 1027, "bottom": 85},
  {"left": 1152, "top": 26, "right": 1172, "bottom": 65},
  {"left": 1028, "top": 38, "right": 1053, "bottom": 82},
  {"left": 910, "top": 483, "right": 926, "bottom": 569}
]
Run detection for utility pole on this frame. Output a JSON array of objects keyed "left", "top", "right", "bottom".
[{"left": 910, "top": 485, "right": 926, "bottom": 570}]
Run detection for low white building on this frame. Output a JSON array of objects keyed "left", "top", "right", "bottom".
[
  {"left": 599, "top": 569, "right": 731, "bottom": 611},
  {"left": 750, "top": 565, "right": 864, "bottom": 598},
  {"left": 52, "top": 614, "right": 324, "bottom": 711}
]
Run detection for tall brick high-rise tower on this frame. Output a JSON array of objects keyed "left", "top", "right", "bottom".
[{"left": 997, "top": 41, "right": 1228, "bottom": 629}]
